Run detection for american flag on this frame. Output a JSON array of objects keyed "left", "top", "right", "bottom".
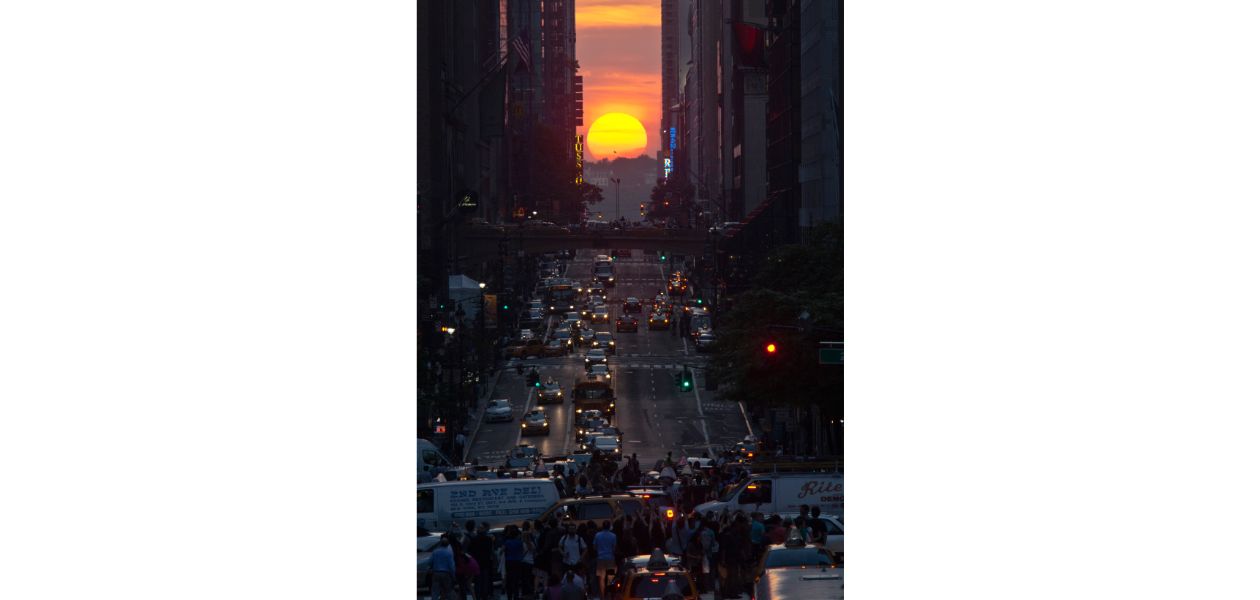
[{"left": 511, "top": 27, "right": 531, "bottom": 73}]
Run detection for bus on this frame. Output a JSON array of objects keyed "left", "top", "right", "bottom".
[
  {"left": 573, "top": 371, "right": 615, "bottom": 417},
  {"left": 545, "top": 278, "right": 577, "bottom": 315}
]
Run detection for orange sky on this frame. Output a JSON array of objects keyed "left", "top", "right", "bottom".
[{"left": 576, "top": 0, "right": 661, "bottom": 161}]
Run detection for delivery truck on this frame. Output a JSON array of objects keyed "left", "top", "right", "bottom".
[
  {"left": 417, "top": 478, "right": 561, "bottom": 531},
  {"left": 694, "top": 472, "right": 843, "bottom": 516}
]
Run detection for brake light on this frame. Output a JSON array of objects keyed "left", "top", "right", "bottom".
[{"left": 666, "top": 509, "right": 674, "bottom": 519}]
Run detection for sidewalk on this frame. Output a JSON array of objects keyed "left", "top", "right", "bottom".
[{"left": 461, "top": 366, "right": 505, "bottom": 463}]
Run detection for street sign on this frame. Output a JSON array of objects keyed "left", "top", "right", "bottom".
[
  {"left": 456, "top": 189, "right": 479, "bottom": 214},
  {"left": 819, "top": 348, "right": 843, "bottom": 365}
]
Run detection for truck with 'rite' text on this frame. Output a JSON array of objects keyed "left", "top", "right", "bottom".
[{"left": 694, "top": 472, "right": 844, "bottom": 516}]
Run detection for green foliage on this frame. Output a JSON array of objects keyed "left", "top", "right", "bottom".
[
  {"left": 704, "top": 219, "right": 843, "bottom": 410},
  {"left": 648, "top": 175, "right": 695, "bottom": 220}
]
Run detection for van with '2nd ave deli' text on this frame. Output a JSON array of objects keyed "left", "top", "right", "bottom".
[
  {"left": 417, "top": 478, "right": 561, "bottom": 531},
  {"left": 694, "top": 473, "right": 844, "bottom": 516}
]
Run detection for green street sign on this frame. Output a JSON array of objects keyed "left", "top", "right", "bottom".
[{"left": 819, "top": 348, "right": 843, "bottom": 365}]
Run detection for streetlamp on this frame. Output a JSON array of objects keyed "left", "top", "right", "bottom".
[{"left": 478, "top": 282, "right": 487, "bottom": 401}]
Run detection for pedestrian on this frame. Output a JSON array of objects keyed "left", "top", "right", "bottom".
[
  {"left": 749, "top": 512, "right": 765, "bottom": 556},
  {"left": 807, "top": 506, "right": 829, "bottom": 546},
  {"left": 431, "top": 537, "right": 458, "bottom": 600},
  {"left": 543, "top": 574, "right": 563, "bottom": 600},
  {"left": 470, "top": 524, "right": 496, "bottom": 600},
  {"left": 503, "top": 528, "right": 525, "bottom": 600},
  {"left": 455, "top": 432, "right": 466, "bottom": 462},
  {"left": 593, "top": 521, "right": 617, "bottom": 598},
  {"left": 559, "top": 524, "right": 587, "bottom": 575},
  {"left": 559, "top": 572, "right": 584, "bottom": 600},
  {"left": 765, "top": 516, "right": 787, "bottom": 545}
]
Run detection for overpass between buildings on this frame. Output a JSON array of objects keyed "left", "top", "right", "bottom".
[{"left": 460, "top": 229, "right": 711, "bottom": 263}]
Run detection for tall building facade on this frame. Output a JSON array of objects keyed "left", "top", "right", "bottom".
[
  {"left": 420, "top": 0, "right": 509, "bottom": 349},
  {"left": 723, "top": 0, "right": 769, "bottom": 219},
  {"left": 541, "top": 0, "right": 577, "bottom": 142},
  {"left": 662, "top": 0, "right": 680, "bottom": 182},
  {"left": 687, "top": 1, "right": 721, "bottom": 210},
  {"left": 798, "top": 0, "right": 840, "bottom": 232}
]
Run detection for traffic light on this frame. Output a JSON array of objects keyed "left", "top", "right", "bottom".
[
  {"left": 673, "top": 372, "right": 683, "bottom": 390},
  {"left": 766, "top": 343, "right": 776, "bottom": 354},
  {"left": 682, "top": 368, "right": 692, "bottom": 390}
]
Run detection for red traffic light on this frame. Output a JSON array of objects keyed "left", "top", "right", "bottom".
[{"left": 766, "top": 343, "right": 777, "bottom": 353}]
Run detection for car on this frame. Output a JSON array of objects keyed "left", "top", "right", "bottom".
[
  {"left": 605, "top": 553, "right": 699, "bottom": 600},
  {"left": 588, "top": 364, "right": 609, "bottom": 376},
  {"left": 648, "top": 312, "right": 670, "bottom": 331},
  {"left": 611, "top": 249, "right": 632, "bottom": 259},
  {"left": 536, "top": 495, "right": 653, "bottom": 525},
  {"left": 591, "top": 332, "right": 616, "bottom": 354},
  {"left": 522, "top": 408, "right": 550, "bottom": 436},
  {"left": 506, "top": 338, "right": 546, "bottom": 358},
  {"left": 583, "top": 435, "right": 623, "bottom": 460},
  {"left": 622, "top": 298, "right": 641, "bottom": 313},
  {"left": 484, "top": 399, "right": 514, "bottom": 423},
  {"left": 750, "top": 531, "right": 838, "bottom": 579},
  {"left": 588, "top": 282, "right": 606, "bottom": 299},
  {"left": 709, "top": 221, "right": 741, "bottom": 236},
  {"left": 590, "top": 306, "right": 610, "bottom": 324},
  {"left": 766, "top": 513, "right": 844, "bottom": 556},
  {"left": 529, "top": 300, "right": 544, "bottom": 311},
  {"left": 535, "top": 378, "right": 564, "bottom": 404},
  {"left": 576, "top": 418, "right": 611, "bottom": 442},
  {"left": 584, "top": 349, "right": 607, "bottom": 370},
  {"left": 552, "top": 329, "right": 575, "bottom": 348},
  {"left": 542, "top": 339, "right": 568, "bottom": 357},
  {"left": 578, "top": 327, "right": 597, "bottom": 347},
  {"left": 501, "top": 444, "right": 539, "bottom": 469},
  {"left": 616, "top": 315, "right": 638, "bottom": 332},
  {"left": 522, "top": 309, "right": 544, "bottom": 328},
  {"left": 693, "top": 333, "right": 717, "bottom": 352},
  {"left": 565, "top": 312, "right": 583, "bottom": 325}
]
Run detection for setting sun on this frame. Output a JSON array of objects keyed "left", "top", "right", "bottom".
[{"left": 586, "top": 113, "right": 647, "bottom": 159}]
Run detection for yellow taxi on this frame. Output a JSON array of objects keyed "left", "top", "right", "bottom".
[
  {"left": 605, "top": 550, "right": 699, "bottom": 600},
  {"left": 648, "top": 311, "right": 671, "bottom": 331}
]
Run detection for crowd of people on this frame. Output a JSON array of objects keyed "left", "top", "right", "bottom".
[
  {"left": 428, "top": 451, "right": 834, "bottom": 600},
  {"left": 427, "top": 504, "right": 832, "bottom": 600}
]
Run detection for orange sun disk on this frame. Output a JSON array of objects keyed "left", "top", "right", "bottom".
[{"left": 586, "top": 113, "right": 647, "bottom": 159}]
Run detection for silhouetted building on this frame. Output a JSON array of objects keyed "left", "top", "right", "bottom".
[{"left": 798, "top": 0, "right": 840, "bottom": 233}]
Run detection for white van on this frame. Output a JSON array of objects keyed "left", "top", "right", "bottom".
[
  {"left": 694, "top": 472, "right": 843, "bottom": 516},
  {"left": 417, "top": 478, "right": 561, "bottom": 531},
  {"left": 417, "top": 439, "right": 456, "bottom": 480}
]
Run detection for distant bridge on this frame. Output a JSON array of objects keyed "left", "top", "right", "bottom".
[{"left": 460, "top": 229, "right": 711, "bottom": 263}]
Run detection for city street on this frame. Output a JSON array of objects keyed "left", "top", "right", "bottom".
[{"left": 467, "top": 249, "right": 752, "bottom": 467}]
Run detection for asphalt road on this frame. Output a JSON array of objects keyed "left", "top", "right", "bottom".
[{"left": 467, "top": 248, "right": 751, "bottom": 469}]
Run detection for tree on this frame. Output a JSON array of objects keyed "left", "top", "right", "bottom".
[
  {"left": 648, "top": 174, "right": 695, "bottom": 220},
  {"left": 703, "top": 219, "right": 842, "bottom": 418}
]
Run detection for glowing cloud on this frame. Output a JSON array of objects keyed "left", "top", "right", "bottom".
[
  {"left": 586, "top": 113, "right": 647, "bottom": 159},
  {"left": 576, "top": 0, "right": 660, "bottom": 28}
]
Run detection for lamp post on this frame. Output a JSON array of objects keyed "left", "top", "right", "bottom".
[{"left": 478, "top": 282, "right": 487, "bottom": 403}]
